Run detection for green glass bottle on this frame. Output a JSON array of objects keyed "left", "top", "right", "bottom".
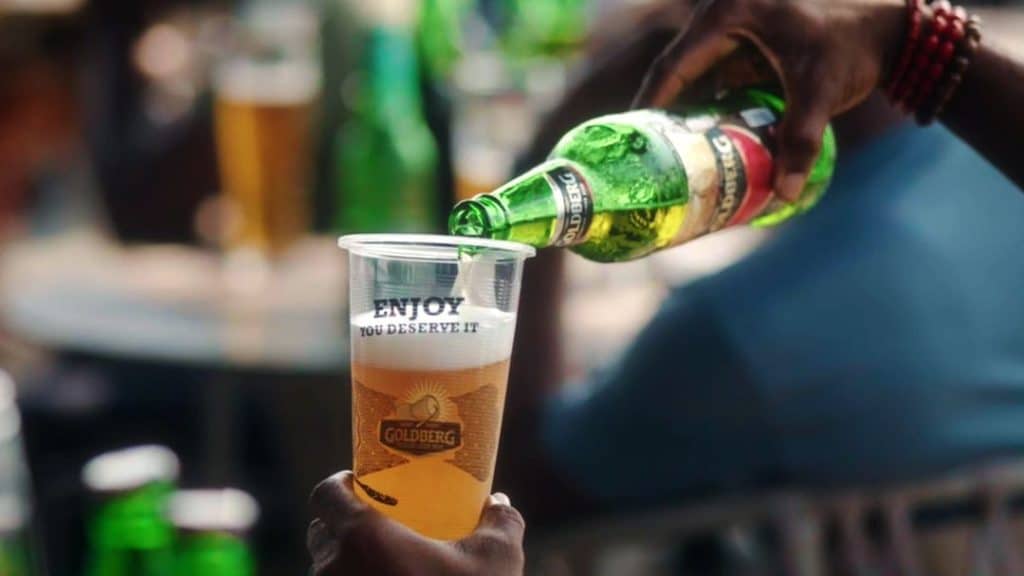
[
  {"left": 170, "top": 489, "right": 259, "bottom": 576},
  {"left": 82, "top": 446, "right": 180, "bottom": 576},
  {"left": 0, "top": 498, "right": 31, "bottom": 576},
  {"left": 416, "top": 0, "right": 469, "bottom": 80},
  {"left": 335, "top": 0, "right": 439, "bottom": 233},
  {"left": 450, "top": 91, "right": 837, "bottom": 262},
  {"left": 500, "top": 0, "right": 588, "bottom": 59},
  {"left": 0, "top": 372, "right": 37, "bottom": 576}
]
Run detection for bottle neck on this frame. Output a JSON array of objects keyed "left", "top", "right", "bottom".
[
  {"left": 449, "top": 194, "right": 509, "bottom": 239},
  {"left": 360, "top": 28, "right": 424, "bottom": 118},
  {"left": 450, "top": 159, "right": 593, "bottom": 248}
]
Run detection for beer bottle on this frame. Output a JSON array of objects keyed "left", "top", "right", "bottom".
[
  {"left": 82, "top": 446, "right": 179, "bottom": 576},
  {"left": 0, "top": 498, "right": 32, "bottom": 576},
  {"left": 169, "top": 489, "right": 259, "bottom": 576},
  {"left": 449, "top": 90, "right": 837, "bottom": 262},
  {"left": 416, "top": 0, "right": 468, "bottom": 80},
  {"left": 0, "top": 372, "right": 39, "bottom": 576},
  {"left": 500, "top": 0, "right": 588, "bottom": 59},
  {"left": 335, "top": 0, "right": 440, "bottom": 233}
]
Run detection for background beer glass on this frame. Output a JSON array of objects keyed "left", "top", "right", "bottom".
[
  {"left": 338, "top": 234, "right": 534, "bottom": 540},
  {"left": 213, "top": 2, "right": 320, "bottom": 265}
]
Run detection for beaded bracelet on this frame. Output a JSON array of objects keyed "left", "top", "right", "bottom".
[
  {"left": 886, "top": 0, "right": 925, "bottom": 99},
  {"left": 886, "top": 0, "right": 982, "bottom": 125},
  {"left": 907, "top": 1, "right": 960, "bottom": 112},
  {"left": 918, "top": 14, "right": 982, "bottom": 124}
]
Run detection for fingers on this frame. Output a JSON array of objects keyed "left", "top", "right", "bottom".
[
  {"left": 457, "top": 493, "right": 526, "bottom": 573},
  {"left": 307, "top": 519, "right": 339, "bottom": 575},
  {"left": 309, "top": 471, "right": 368, "bottom": 535},
  {"left": 307, "top": 478, "right": 526, "bottom": 576},
  {"left": 773, "top": 81, "right": 833, "bottom": 202},
  {"left": 308, "top": 471, "right": 462, "bottom": 575},
  {"left": 633, "top": 0, "right": 741, "bottom": 108},
  {"left": 477, "top": 493, "right": 526, "bottom": 542}
]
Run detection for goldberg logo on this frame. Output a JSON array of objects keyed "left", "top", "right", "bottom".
[
  {"left": 707, "top": 127, "right": 748, "bottom": 231},
  {"left": 380, "top": 420, "right": 462, "bottom": 455},
  {"left": 547, "top": 166, "right": 594, "bottom": 246},
  {"left": 379, "top": 393, "right": 462, "bottom": 456}
]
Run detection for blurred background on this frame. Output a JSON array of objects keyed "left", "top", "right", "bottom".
[
  {"left": 4, "top": 0, "right": 1022, "bottom": 574},
  {"left": 0, "top": 0, "right": 774, "bottom": 573}
]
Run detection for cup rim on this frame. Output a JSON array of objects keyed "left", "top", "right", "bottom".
[{"left": 337, "top": 234, "right": 536, "bottom": 261}]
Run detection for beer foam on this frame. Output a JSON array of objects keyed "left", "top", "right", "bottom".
[
  {"left": 352, "top": 305, "right": 516, "bottom": 371},
  {"left": 214, "top": 60, "right": 320, "bottom": 105}
]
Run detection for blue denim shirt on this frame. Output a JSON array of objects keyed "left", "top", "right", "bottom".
[{"left": 544, "top": 123, "right": 1024, "bottom": 509}]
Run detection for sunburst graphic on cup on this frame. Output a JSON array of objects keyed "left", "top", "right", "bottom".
[{"left": 395, "top": 383, "right": 455, "bottom": 424}]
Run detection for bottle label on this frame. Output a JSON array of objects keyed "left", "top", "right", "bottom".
[
  {"left": 648, "top": 107, "right": 777, "bottom": 241},
  {"left": 706, "top": 126, "right": 749, "bottom": 231},
  {"left": 644, "top": 112, "right": 717, "bottom": 243},
  {"left": 545, "top": 165, "right": 594, "bottom": 246},
  {"left": 709, "top": 124, "right": 774, "bottom": 229}
]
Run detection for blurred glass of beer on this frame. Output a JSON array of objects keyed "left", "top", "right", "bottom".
[
  {"left": 339, "top": 235, "right": 534, "bottom": 540},
  {"left": 214, "top": 4, "right": 319, "bottom": 258}
]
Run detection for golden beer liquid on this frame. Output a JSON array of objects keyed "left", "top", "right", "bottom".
[
  {"left": 214, "top": 93, "right": 313, "bottom": 256},
  {"left": 351, "top": 358, "right": 511, "bottom": 540}
]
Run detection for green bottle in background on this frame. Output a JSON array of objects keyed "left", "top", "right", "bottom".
[
  {"left": 170, "top": 490, "right": 259, "bottom": 576},
  {"left": 335, "top": 0, "right": 440, "bottom": 233},
  {"left": 450, "top": 91, "right": 837, "bottom": 262},
  {"left": 0, "top": 497, "right": 31, "bottom": 576},
  {"left": 500, "top": 0, "right": 588, "bottom": 59},
  {"left": 314, "top": 0, "right": 359, "bottom": 232},
  {"left": 82, "top": 446, "right": 179, "bottom": 576},
  {"left": 1, "top": 372, "right": 39, "bottom": 576},
  {"left": 416, "top": 0, "right": 469, "bottom": 80}
]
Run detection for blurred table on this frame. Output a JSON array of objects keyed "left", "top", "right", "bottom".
[
  {"left": 2, "top": 231, "right": 352, "bottom": 569},
  {"left": 0, "top": 232, "right": 348, "bottom": 372},
  {"left": 0, "top": 231, "right": 352, "bottom": 540}
]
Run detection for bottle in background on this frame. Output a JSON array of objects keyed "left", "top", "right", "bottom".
[
  {"left": 334, "top": 0, "right": 440, "bottom": 233},
  {"left": 499, "top": 0, "right": 589, "bottom": 60},
  {"left": 82, "top": 446, "right": 180, "bottom": 576},
  {"left": 0, "top": 372, "right": 36, "bottom": 576},
  {"left": 0, "top": 497, "right": 31, "bottom": 576},
  {"left": 169, "top": 489, "right": 259, "bottom": 576},
  {"left": 450, "top": 91, "right": 837, "bottom": 262},
  {"left": 416, "top": 0, "right": 469, "bottom": 80}
]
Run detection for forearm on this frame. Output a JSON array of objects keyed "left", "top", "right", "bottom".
[{"left": 939, "top": 11, "right": 1024, "bottom": 190}]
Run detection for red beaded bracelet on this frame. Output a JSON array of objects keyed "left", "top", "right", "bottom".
[
  {"left": 891, "top": 12, "right": 936, "bottom": 109},
  {"left": 907, "top": 2, "right": 959, "bottom": 112},
  {"left": 887, "top": 0, "right": 981, "bottom": 124},
  {"left": 886, "top": 0, "right": 925, "bottom": 98},
  {"left": 919, "top": 14, "right": 982, "bottom": 124}
]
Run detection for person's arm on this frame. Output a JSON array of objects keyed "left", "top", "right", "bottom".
[
  {"left": 940, "top": 11, "right": 1024, "bottom": 190},
  {"left": 633, "top": 0, "right": 1024, "bottom": 200}
]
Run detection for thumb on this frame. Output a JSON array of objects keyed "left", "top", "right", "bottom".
[
  {"left": 309, "top": 471, "right": 368, "bottom": 536},
  {"left": 476, "top": 493, "right": 526, "bottom": 542},
  {"left": 773, "top": 93, "right": 831, "bottom": 203},
  {"left": 456, "top": 493, "right": 526, "bottom": 571}
]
